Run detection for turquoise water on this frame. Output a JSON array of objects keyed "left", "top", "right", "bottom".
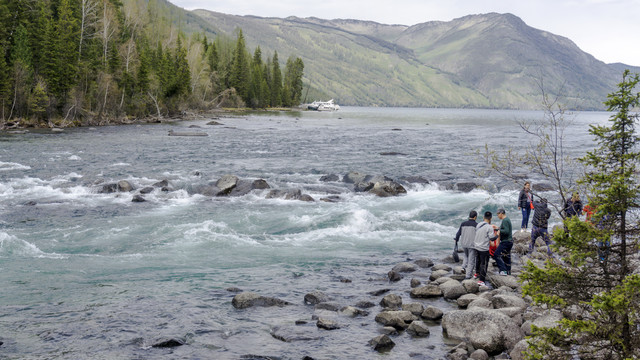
[{"left": 0, "top": 108, "right": 607, "bottom": 359}]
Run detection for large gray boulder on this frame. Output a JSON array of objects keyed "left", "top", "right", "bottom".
[
  {"left": 229, "top": 179, "right": 271, "bottom": 196},
  {"left": 491, "top": 294, "right": 527, "bottom": 310},
  {"left": 380, "top": 294, "right": 402, "bottom": 309},
  {"left": 440, "top": 280, "right": 467, "bottom": 300},
  {"left": 421, "top": 305, "right": 444, "bottom": 321},
  {"left": 522, "top": 310, "right": 563, "bottom": 336},
  {"left": 391, "top": 262, "right": 417, "bottom": 273},
  {"left": 374, "top": 310, "right": 417, "bottom": 330},
  {"left": 442, "top": 309, "right": 524, "bottom": 354},
  {"left": 216, "top": 174, "right": 239, "bottom": 195},
  {"left": 410, "top": 284, "right": 442, "bottom": 298},
  {"left": 406, "top": 321, "right": 430, "bottom": 337},
  {"left": 369, "top": 334, "right": 395, "bottom": 352},
  {"left": 488, "top": 273, "right": 520, "bottom": 289},
  {"left": 457, "top": 293, "right": 479, "bottom": 308},
  {"left": 468, "top": 298, "right": 493, "bottom": 309},
  {"left": 369, "top": 180, "right": 407, "bottom": 197},
  {"left": 231, "top": 292, "right": 291, "bottom": 309},
  {"left": 117, "top": 180, "right": 135, "bottom": 192},
  {"left": 402, "top": 302, "right": 424, "bottom": 316},
  {"left": 430, "top": 269, "right": 450, "bottom": 281}
]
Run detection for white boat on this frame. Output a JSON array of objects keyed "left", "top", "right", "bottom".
[{"left": 308, "top": 99, "right": 340, "bottom": 111}]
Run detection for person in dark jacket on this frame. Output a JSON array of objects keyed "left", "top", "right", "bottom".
[
  {"left": 454, "top": 210, "right": 478, "bottom": 271},
  {"left": 564, "top": 192, "right": 583, "bottom": 218},
  {"left": 529, "top": 198, "right": 553, "bottom": 255},
  {"left": 495, "top": 208, "right": 513, "bottom": 275},
  {"left": 518, "top": 181, "right": 533, "bottom": 231}
]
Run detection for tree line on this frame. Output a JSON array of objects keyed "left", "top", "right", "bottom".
[{"left": 0, "top": 0, "right": 305, "bottom": 127}]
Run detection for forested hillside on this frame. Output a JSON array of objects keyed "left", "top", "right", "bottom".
[{"left": 0, "top": 0, "right": 304, "bottom": 127}]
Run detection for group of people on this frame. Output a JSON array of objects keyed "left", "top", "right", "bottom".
[
  {"left": 453, "top": 208, "right": 512, "bottom": 287},
  {"left": 454, "top": 181, "right": 586, "bottom": 286}
]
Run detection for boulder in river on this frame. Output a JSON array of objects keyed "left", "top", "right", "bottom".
[
  {"left": 216, "top": 175, "right": 239, "bottom": 195},
  {"left": 231, "top": 291, "right": 291, "bottom": 309},
  {"left": 374, "top": 310, "right": 417, "bottom": 330},
  {"left": 442, "top": 308, "right": 524, "bottom": 354},
  {"left": 304, "top": 290, "right": 329, "bottom": 305},
  {"left": 369, "top": 334, "right": 395, "bottom": 352},
  {"left": 229, "top": 179, "right": 271, "bottom": 196}
]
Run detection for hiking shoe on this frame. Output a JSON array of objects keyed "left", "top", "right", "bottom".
[
  {"left": 477, "top": 281, "right": 486, "bottom": 287},
  {"left": 473, "top": 273, "right": 478, "bottom": 279},
  {"left": 499, "top": 271, "right": 508, "bottom": 276}
]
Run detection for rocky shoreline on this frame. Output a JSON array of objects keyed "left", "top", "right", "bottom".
[{"left": 219, "top": 231, "right": 559, "bottom": 360}]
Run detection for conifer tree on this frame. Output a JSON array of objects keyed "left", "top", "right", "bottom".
[
  {"left": 270, "top": 51, "right": 282, "bottom": 107},
  {"left": 521, "top": 70, "right": 640, "bottom": 359},
  {"left": 229, "top": 29, "right": 250, "bottom": 103}
]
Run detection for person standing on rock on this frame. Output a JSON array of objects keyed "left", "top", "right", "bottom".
[
  {"left": 454, "top": 210, "right": 478, "bottom": 272},
  {"left": 472, "top": 211, "right": 499, "bottom": 286},
  {"left": 495, "top": 208, "right": 513, "bottom": 275},
  {"left": 529, "top": 198, "right": 553, "bottom": 256},
  {"left": 518, "top": 181, "right": 533, "bottom": 231}
]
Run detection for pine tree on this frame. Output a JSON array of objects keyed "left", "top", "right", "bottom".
[
  {"left": 229, "top": 29, "right": 250, "bottom": 103},
  {"left": 521, "top": 70, "right": 640, "bottom": 359},
  {"left": 270, "top": 51, "right": 282, "bottom": 107},
  {"left": 174, "top": 36, "right": 191, "bottom": 96}
]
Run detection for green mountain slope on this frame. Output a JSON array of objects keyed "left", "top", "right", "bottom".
[{"left": 190, "top": 9, "right": 638, "bottom": 109}]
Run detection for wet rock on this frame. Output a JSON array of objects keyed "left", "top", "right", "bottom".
[
  {"left": 216, "top": 175, "right": 239, "bottom": 195},
  {"left": 230, "top": 179, "right": 271, "bottom": 196},
  {"left": 380, "top": 294, "right": 402, "bottom": 309},
  {"left": 206, "top": 120, "right": 223, "bottom": 125},
  {"left": 356, "top": 300, "right": 376, "bottom": 309},
  {"left": 402, "top": 302, "right": 424, "bottom": 316},
  {"left": 226, "top": 287, "right": 242, "bottom": 293},
  {"left": 99, "top": 183, "right": 118, "bottom": 193},
  {"left": 320, "top": 174, "right": 339, "bottom": 182},
  {"left": 368, "top": 289, "right": 391, "bottom": 296},
  {"left": 315, "top": 302, "right": 341, "bottom": 312},
  {"left": 392, "top": 262, "right": 418, "bottom": 273},
  {"left": 152, "top": 338, "right": 185, "bottom": 348},
  {"left": 118, "top": 180, "right": 134, "bottom": 192},
  {"left": 454, "top": 182, "right": 478, "bottom": 192},
  {"left": 343, "top": 171, "right": 368, "bottom": 184},
  {"left": 406, "top": 321, "right": 430, "bottom": 337},
  {"left": 231, "top": 292, "right": 290, "bottom": 309},
  {"left": 532, "top": 182, "right": 554, "bottom": 192},
  {"left": 387, "top": 270, "right": 403, "bottom": 282},
  {"left": 266, "top": 189, "right": 307, "bottom": 201},
  {"left": 270, "top": 326, "right": 322, "bottom": 342},
  {"left": 139, "top": 186, "right": 154, "bottom": 194},
  {"left": 380, "top": 327, "right": 398, "bottom": 335},
  {"left": 316, "top": 318, "right": 340, "bottom": 330},
  {"left": 131, "top": 195, "right": 146, "bottom": 202},
  {"left": 374, "top": 310, "right": 417, "bottom": 330},
  {"left": 339, "top": 306, "right": 369, "bottom": 317},
  {"left": 153, "top": 179, "right": 169, "bottom": 188},
  {"left": 369, "top": 334, "right": 395, "bottom": 352},
  {"left": 320, "top": 195, "right": 341, "bottom": 203},
  {"left": 299, "top": 194, "right": 315, "bottom": 202},
  {"left": 369, "top": 180, "right": 407, "bottom": 197},
  {"left": 410, "top": 278, "right": 421, "bottom": 288},
  {"left": 410, "top": 284, "right": 442, "bottom": 298},
  {"left": 399, "top": 175, "right": 430, "bottom": 184},
  {"left": 430, "top": 269, "right": 450, "bottom": 281},
  {"left": 421, "top": 305, "right": 444, "bottom": 321},
  {"left": 304, "top": 291, "right": 329, "bottom": 305},
  {"left": 414, "top": 258, "right": 435, "bottom": 268},
  {"left": 432, "top": 264, "right": 453, "bottom": 272}
]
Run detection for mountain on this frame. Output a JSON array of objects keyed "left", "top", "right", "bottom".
[{"left": 188, "top": 9, "right": 638, "bottom": 110}]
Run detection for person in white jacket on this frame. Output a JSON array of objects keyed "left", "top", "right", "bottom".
[{"left": 473, "top": 211, "right": 499, "bottom": 286}]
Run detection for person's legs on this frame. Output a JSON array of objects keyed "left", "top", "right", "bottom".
[
  {"left": 461, "top": 247, "right": 470, "bottom": 269},
  {"left": 465, "top": 248, "right": 477, "bottom": 279},
  {"left": 477, "top": 250, "right": 489, "bottom": 282},
  {"left": 502, "top": 242, "right": 513, "bottom": 274},
  {"left": 521, "top": 208, "right": 528, "bottom": 229},
  {"left": 529, "top": 226, "right": 540, "bottom": 253},
  {"left": 494, "top": 241, "right": 511, "bottom": 273},
  {"left": 541, "top": 228, "right": 553, "bottom": 255}
]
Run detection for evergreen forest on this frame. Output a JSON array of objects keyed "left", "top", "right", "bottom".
[{"left": 0, "top": 0, "right": 305, "bottom": 127}]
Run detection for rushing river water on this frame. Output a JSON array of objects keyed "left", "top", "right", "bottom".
[{"left": 0, "top": 107, "right": 609, "bottom": 359}]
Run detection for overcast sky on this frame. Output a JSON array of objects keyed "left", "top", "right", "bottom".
[{"left": 168, "top": 0, "right": 640, "bottom": 66}]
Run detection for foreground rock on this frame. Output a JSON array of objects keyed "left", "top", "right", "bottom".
[
  {"left": 231, "top": 292, "right": 291, "bottom": 309},
  {"left": 442, "top": 308, "right": 524, "bottom": 354}
]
